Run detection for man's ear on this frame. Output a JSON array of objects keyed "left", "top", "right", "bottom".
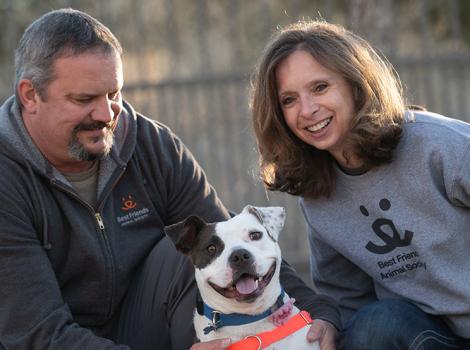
[
  {"left": 242, "top": 205, "right": 286, "bottom": 242},
  {"left": 17, "top": 79, "right": 40, "bottom": 114},
  {"left": 164, "top": 216, "right": 206, "bottom": 255}
]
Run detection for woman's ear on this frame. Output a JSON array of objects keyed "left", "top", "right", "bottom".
[{"left": 17, "top": 79, "right": 39, "bottom": 114}]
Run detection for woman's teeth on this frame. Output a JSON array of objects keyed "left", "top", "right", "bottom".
[{"left": 307, "top": 117, "right": 332, "bottom": 132}]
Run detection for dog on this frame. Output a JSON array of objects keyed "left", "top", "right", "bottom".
[{"left": 164, "top": 205, "right": 319, "bottom": 349}]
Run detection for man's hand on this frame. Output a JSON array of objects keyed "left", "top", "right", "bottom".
[
  {"left": 307, "top": 319, "right": 337, "bottom": 350},
  {"left": 190, "top": 338, "right": 232, "bottom": 350}
]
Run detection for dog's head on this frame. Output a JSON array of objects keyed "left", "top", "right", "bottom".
[{"left": 164, "top": 205, "right": 286, "bottom": 314}]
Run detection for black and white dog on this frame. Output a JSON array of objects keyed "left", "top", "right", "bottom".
[{"left": 165, "top": 205, "right": 319, "bottom": 349}]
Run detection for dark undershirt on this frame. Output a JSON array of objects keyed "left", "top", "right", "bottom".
[{"left": 336, "top": 161, "right": 369, "bottom": 176}]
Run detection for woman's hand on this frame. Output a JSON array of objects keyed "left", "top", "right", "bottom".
[
  {"left": 190, "top": 338, "right": 232, "bottom": 350},
  {"left": 307, "top": 319, "right": 337, "bottom": 350}
]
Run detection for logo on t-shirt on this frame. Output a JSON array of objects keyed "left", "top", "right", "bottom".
[
  {"left": 360, "top": 198, "right": 413, "bottom": 254},
  {"left": 360, "top": 198, "right": 427, "bottom": 280}
]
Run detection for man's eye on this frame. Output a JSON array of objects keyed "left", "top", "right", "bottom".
[
  {"left": 207, "top": 244, "right": 217, "bottom": 254},
  {"left": 75, "top": 97, "right": 93, "bottom": 104},
  {"left": 109, "top": 91, "right": 121, "bottom": 101},
  {"left": 249, "top": 231, "right": 262, "bottom": 241}
]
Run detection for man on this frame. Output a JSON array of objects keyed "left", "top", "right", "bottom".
[{"left": 0, "top": 8, "right": 341, "bottom": 349}]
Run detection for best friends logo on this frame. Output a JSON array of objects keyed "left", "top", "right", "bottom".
[
  {"left": 117, "top": 195, "right": 150, "bottom": 226},
  {"left": 360, "top": 198, "right": 427, "bottom": 280},
  {"left": 121, "top": 195, "right": 137, "bottom": 211}
]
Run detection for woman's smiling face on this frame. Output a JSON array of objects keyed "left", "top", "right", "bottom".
[{"left": 276, "top": 49, "right": 358, "bottom": 167}]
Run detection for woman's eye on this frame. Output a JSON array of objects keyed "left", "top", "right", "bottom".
[
  {"left": 281, "top": 96, "right": 295, "bottom": 106},
  {"left": 249, "top": 231, "right": 262, "bottom": 241},
  {"left": 207, "top": 244, "right": 217, "bottom": 254},
  {"left": 314, "top": 83, "right": 328, "bottom": 92}
]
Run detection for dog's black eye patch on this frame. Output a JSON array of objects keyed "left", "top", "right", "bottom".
[
  {"left": 188, "top": 224, "right": 224, "bottom": 269},
  {"left": 249, "top": 231, "right": 263, "bottom": 241},
  {"left": 206, "top": 244, "right": 217, "bottom": 255}
]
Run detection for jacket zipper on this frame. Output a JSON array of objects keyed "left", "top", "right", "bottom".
[
  {"left": 50, "top": 166, "right": 127, "bottom": 319},
  {"left": 95, "top": 213, "right": 105, "bottom": 230},
  {"left": 94, "top": 165, "right": 127, "bottom": 318},
  {"left": 51, "top": 180, "right": 105, "bottom": 229}
]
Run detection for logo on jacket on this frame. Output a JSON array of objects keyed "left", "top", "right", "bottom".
[
  {"left": 117, "top": 194, "right": 150, "bottom": 226},
  {"left": 360, "top": 198, "right": 413, "bottom": 254},
  {"left": 122, "top": 195, "right": 137, "bottom": 211}
]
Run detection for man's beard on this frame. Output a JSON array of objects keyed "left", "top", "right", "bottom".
[{"left": 68, "top": 121, "right": 115, "bottom": 161}]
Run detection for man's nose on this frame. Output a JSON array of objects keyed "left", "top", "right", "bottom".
[{"left": 92, "top": 97, "right": 122, "bottom": 123}]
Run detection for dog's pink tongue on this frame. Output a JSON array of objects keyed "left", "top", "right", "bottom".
[{"left": 235, "top": 277, "right": 257, "bottom": 295}]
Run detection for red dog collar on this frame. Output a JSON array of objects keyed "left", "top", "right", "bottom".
[{"left": 227, "top": 310, "right": 313, "bottom": 350}]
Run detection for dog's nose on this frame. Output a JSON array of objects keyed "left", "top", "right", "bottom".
[{"left": 229, "top": 249, "right": 254, "bottom": 267}]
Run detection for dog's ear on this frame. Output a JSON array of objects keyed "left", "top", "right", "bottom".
[
  {"left": 242, "top": 205, "right": 286, "bottom": 242},
  {"left": 164, "top": 215, "right": 206, "bottom": 255}
]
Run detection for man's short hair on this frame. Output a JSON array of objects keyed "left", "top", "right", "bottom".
[{"left": 14, "top": 8, "right": 122, "bottom": 105}]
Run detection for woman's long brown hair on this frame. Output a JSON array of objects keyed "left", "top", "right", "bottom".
[{"left": 251, "top": 20, "right": 405, "bottom": 198}]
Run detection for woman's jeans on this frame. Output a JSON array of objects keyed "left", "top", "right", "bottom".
[{"left": 339, "top": 299, "right": 470, "bottom": 350}]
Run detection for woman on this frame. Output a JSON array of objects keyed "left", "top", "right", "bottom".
[{"left": 251, "top": 20, "right": 470, "bottom": 349}]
